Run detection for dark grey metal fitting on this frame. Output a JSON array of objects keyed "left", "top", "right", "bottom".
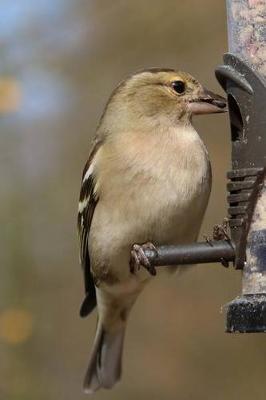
[{"left": 226, "top": 294, "right": 266, "bottom": 333}]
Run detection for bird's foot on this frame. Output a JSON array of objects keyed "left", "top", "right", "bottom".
[
  {"left": 213, "top": 217, "right": 230, "bottom": 241},
  {"left": 203, "top": 218, "right": 231, "bottom": 244},
  {"left": 130, "top": 242, "right": 158, "bottom": 276}
]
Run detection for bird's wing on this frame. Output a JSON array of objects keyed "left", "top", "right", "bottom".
[{"left": 77, "top": 139, "right": 102, "bottom": 317}]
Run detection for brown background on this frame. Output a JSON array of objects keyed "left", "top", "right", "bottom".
[{"left": 1, "top": 1, "right": 265, "bottom": 399}]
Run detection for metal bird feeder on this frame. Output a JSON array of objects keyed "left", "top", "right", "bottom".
[
  {"left": 216, "top": 0, "right": 266, "bottom": 333},
  {"left": 137, "top": 0, "right": 266, "bottom": 333}
]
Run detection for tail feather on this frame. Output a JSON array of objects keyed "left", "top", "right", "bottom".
[{"left": 83, "top": 320, "right": 125, "bottom": 394}]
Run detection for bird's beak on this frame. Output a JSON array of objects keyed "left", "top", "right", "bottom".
[{"left": 187, "top": 88, "right": 227, "bottom": 115}]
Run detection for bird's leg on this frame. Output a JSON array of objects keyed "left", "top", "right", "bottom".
[{"left": 130, "top": 242, "right": 158, "bottom": 276}]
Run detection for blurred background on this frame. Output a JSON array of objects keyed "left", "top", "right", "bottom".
[{"left": 1, "top": 1, "right": 265, "bottom": 399}]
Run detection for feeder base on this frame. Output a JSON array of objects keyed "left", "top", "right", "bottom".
[{"left": 226, "top": 294, "right": 266, "bottom": 333}]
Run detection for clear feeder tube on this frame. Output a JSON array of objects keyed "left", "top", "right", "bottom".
[
  {"left": 227, "top": 0, "right": 266, "bottom": 296},
  {"left": 226, "top": 0, "right": 266, "bottom": 77}
]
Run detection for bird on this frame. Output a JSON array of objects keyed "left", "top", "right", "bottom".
[{"left": 77, "top": 68, "right": 227, "bottom": 394}]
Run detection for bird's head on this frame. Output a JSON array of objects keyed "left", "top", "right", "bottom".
[{"left": 100, "top": 68, "right": 227, "bottom": 132}]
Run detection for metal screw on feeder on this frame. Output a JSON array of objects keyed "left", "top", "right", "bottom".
[{"left": 132, "top": 0, "right": 266, "bottom": 333}]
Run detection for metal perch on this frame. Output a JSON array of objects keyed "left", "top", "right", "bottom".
[{"left": 142, "top": 241, "right": 235, "bottom": 267}]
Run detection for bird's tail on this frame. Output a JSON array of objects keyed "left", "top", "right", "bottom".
[{"left": 83, "top": 319, "right": 125, "bottom": 394}]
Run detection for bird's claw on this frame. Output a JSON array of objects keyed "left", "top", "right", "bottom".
[
  {"left": 203, "top": 218, "right": 231, "bottom": 244},
  {"left": 130, "top": 242, "right": 157, "bottom": 276},
  {"left": 213, "top": 217, "right": 231, "bottom": 241}
]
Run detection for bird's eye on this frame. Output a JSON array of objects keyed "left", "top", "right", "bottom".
[{"left": 172, "top": 80, "right": 186, "bottom": 94}]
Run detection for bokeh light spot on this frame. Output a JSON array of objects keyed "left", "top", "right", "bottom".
[
  {"left": 0, "top": 308, "right": 33, "bottom": 345},
  {"left": 0, "top": 78, "right": 21, "bottom": 113}
]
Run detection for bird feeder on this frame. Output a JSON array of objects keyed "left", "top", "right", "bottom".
[
  {"left": 136, "top": 0, "right": 266, "bottom": 333},
  {"left": 216, "top": 0, "right": 266, "bottom": 333}
]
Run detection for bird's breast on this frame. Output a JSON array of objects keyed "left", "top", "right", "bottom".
[{"left": 101, "top": 126, "right": 211, "bottom": 218}]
